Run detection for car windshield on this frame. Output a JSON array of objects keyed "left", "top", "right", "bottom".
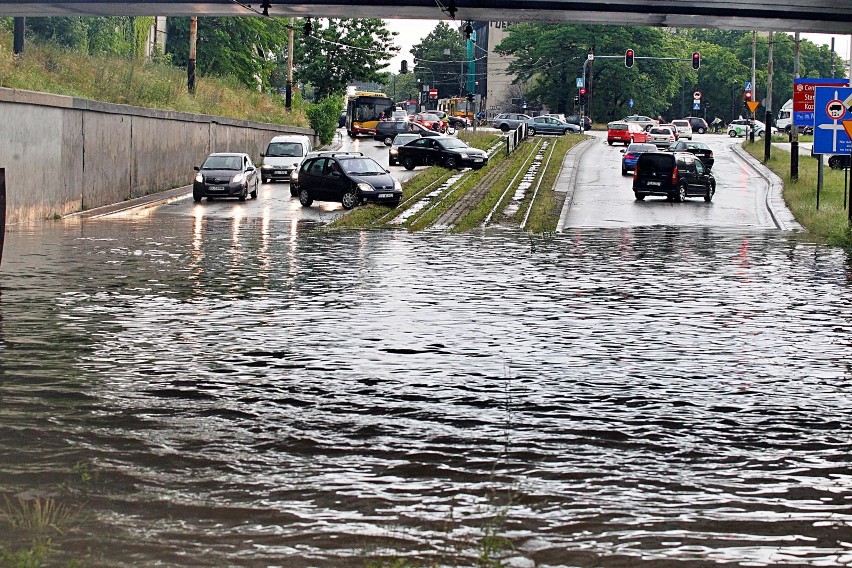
[
  {"left": 439, "top": 139, "right": 470, "bottom": 150},
  {"left": 340, "top": 158, "right": 385, "bottom": 176},
  {"left": 265, "top": 142, "right": 303, "bottom": 158},
  {"left": 393, "top": 134, "right": 420, "bottom": 145},
  {"left": 202, "top": 155, "right": 242, "bottom": 170}
]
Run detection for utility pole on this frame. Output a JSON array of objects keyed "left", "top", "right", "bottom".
[
  {"left": 285, "top": 18, "right": 293, "bottom": 109},
  {"left": 13, "top": 17, "right": 24, "bottom": 55},
  {"left": 750, "top": 31, "right": 756, "bottom": 143},
  {"left": 791, "top": 32, "right": 800, "bottom": 180},
  {"left": 764, "top": 31, "right": 773, "bottom": 162},
  {"left": 188, "top": 16, "right": 197, "bottom": 94}
]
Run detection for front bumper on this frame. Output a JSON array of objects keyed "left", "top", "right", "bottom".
[
  {"left": 361, "top": 189, "right": 403, "bottom": 204},
  {"left": 261, "top": 166, "right": 293, "bottom": 181},
  {"left": 194, "top": 181, "right": 244, "bottom": 198}
]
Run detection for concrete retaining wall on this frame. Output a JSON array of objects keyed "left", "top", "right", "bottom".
[{"left": 0, "top": 87, "right": 315, "bottom": 223}]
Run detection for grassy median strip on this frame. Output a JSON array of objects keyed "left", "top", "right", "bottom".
[
  {"left": 743, "top": 140, "right": 852, "bottom": 246},
  {"left": 518, "top": 135, "right": 584, "bottom": 233}
]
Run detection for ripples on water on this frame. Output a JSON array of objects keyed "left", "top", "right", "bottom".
[{"left": 1, "top": 218, "right": 851, "bottom": 567}]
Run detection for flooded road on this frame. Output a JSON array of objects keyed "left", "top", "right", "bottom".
[{"left": 1, "top": 216, "right": 851, "bottom": 567}]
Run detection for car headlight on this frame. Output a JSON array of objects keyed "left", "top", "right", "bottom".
[
  {"left": 394, "top": 179, "right": 402, "bottom": 191},
  {"left": 261, "top": 164, "right": 273, "bottom": 170},
  {"left": 195, "top": 173, "right": 203, "bottom": 183},
  {"left": 356, "top": 183, "right": 373, "bottom": 192},
  {"left": 232, "top": 173, "right": 245, "bottom": 184},
  {"left": 390, "top": 148, "right": 398, "bottom": 155},
  {"left": 457, "top": 153, "right": 469, "bottom": 158}
]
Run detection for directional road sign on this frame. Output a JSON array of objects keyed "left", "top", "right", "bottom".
[
  {"left": 576, "top": 78, "right": 584, "bottom": 89},
  {"left": 794, "top": 78, "right": 849, "bottom": 127},
  {"left": 813, "top": 86, "right": 852, "bottom": 155},
  {"left": 629, "top": 98, "right": 634, "bottom": 108}
]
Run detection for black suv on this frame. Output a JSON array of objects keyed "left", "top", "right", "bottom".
[
  {"left": 632, "top": 152, "right": 716, "bottom": 202},
  {"left": 682, "top": 116, "right": 709, "bottom": 134},
  {"left": 374, "top": 121, "right": 440, "bottom": 144},
  {"left": 292, "top": 152, "right": 402, "bottom": 209}
]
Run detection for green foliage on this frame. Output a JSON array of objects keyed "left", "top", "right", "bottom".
[
  {"left": 166, "top": 16, "right": 292, "bottom": 90},
  {"left": 410, "top": 22, "right": 466, "bottom": 98},
  {"left": 307, "top": 94, "right": 344, "bottom": 145},
  {"left": 295, "top": 18, "right": 397, "bottom": 100}
]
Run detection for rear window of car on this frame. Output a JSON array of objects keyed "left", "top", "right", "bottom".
[
  {"left": 650, "top": 127, "right": 672, "bottom": 135},
  {"left": 609, "top": 123, "right": 628, "bottom": 130},
  {"left": 627, "top": 143, "right": 657, "bottom": 153},
  {"left": 637, "top": 153, "right": 674, "bottom": 172},
  {"left": 672, "top": 121, "right": 689, "bottom": 127},
  {"left": 687, "top": 142, "right": 710, "bottom": 150}
]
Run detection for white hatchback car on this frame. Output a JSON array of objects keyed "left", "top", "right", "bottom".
[
  {"left": 671, "top": 119, "right": 693, "bottom": 140},
  {"left": 648, "top": 126, "right": 677, "bottom": 147}
]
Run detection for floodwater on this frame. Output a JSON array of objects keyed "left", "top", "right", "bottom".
[{"left": 1, "top": 216, "right": 851, "bottom": 567}]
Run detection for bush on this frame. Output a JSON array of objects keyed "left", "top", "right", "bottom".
[{"left": 307, "top": 94, "right": 344, "bottom": 146}]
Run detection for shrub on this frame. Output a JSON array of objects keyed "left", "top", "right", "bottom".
[{"left": 307, "top": 94, "right": 344, "bottom": 146}]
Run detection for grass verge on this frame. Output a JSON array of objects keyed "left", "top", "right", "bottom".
[{"left": 743, "top": 140, "right": 852, "bottom": 246}]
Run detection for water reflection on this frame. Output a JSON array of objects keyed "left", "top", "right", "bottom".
[{"left": 0, "top": 221, "right": 851, "bottom": 567}]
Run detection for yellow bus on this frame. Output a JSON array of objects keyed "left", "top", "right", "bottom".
[
  {"left": 345, "top": 91, "right": 395, "bottom": 138},
  {"left": 437, "top": 97, "right": 475, "bottom": 123}
]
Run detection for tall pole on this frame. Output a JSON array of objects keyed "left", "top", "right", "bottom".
[
  {"left": 285, "top": 19, "right": 293, "bottom": 109},
  {"left": 831, "top": 37, "right": 836, "bottom": 77},
  {"left": 750, "top": 31, "right": 756, "bottom": 143},
  {"left": 764, "top": 31, "right": 773, "bottom": 162},
  {"left": 13, "top": 17, "right": 24, "bottom": 55},
  {"left": 188, "top": 16, "right": 197, "bottom": 94},
  {"left": 791, "top": 32, "right": 800, "bottom": 180}
]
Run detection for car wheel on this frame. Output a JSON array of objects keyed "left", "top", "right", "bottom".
[
  {"left": 621, "top": 166, "right": 628, "bottom": 176},
  {"left": 757, "top": 130, "right": 765, "bottom": 139},
  {"left": 444, "top": 155, "right": 459, "bottom": 169},
  {"left": 529, "top": 127, "right": 537, "bottom": 136},
  {"left": 341, "top": 188, "right": 359, "bottom": 210},
  {"left": 608, "top": 141, "right": 613, "bottom": 145},
  {"left": 250, "top": 180, "right": 258, "bottom": 199},
  {"left": 262, "top": 176, "right": 269, "bottom": 184},
  {"left": 193, "top": 192, "right": 202, "bottom": 203},
  {"left": 500, "top": 124, "right": 510, "bottom": 132},
  {"left": 290, "top": 186, "right": 298, "bottom": 197},
  {"left": 402, "top": 156, "right": 416, "bottom": 170},
  {"left": 645, "top": 125, "right": 652, "bottom": 132},
  {"left": 239, "top": 184, "right": 247, "bottom": 202},
  {"left": 728, "top": 130, "right": 737, "bottom": 138},
  {"left": 697, "top": 127, "right": 706, "bottom": 134},
  {"left": 298, "top": 188, "right": 313, "bottom": 207},
  {"left": 384, "top": 136, "right": 393, "bottom": 145},
  {"left": 634, "top": 193, "right": 645, "bottom": 201}
]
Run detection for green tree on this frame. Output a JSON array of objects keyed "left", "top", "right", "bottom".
[
  {"left": 295, "top": 18, "right": 397, "bottom": 100},
  {"left": 166, "top": 16, "right": 291, "bottom": 90},
  {"left": 380, "top": 71, "right": 419, "bottom": 103},
  {"left": 410, "top": 22, "right": 466, "bottom": 99}
]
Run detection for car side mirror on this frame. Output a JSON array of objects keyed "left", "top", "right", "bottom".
[
  {"left": 245, "top": 167, "right": 253, "bottom": 172},
  {"left": 260, "top": 152, "right": 265, "bottom": 157},
  {"left": 385, "top": 169, "right": 390, "bottom": 174},
  {"left": 194, "top": 166, "right": 200, "bottom": 171},
  {"left": 620, "top": 149, "right": 626, "bottom": 154}
]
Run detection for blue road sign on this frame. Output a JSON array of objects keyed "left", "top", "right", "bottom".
[
  {"left": 693, "top": 101, "right": 701, "bottom": 111},
  {"left": 744, "top": 81, "right": 752, "bottom": 92},
  {"left": 576, "top": 78, "right": 584, "bottom": 89},
  {"left": 794, "top": 78, "right": 848, "bottom": 127},
  {"left": 813, "top": 86, "right": 852, "bottom": 155},
  {"left": 629, "top": 98, "right": 634, "bottom": 108}
]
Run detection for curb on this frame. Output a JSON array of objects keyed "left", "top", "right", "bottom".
[
  {"left": 555, "top": 137, "right": 596, "bottom": 232},
  {"left": 68, "top": 184, "right": 193, "bottom": 220},
  {"left": 731, "top": 143, "right": 803, "bottom": 232}
]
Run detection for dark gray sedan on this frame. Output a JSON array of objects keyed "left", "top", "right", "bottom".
[
  {"left": 526, "top": 116, "right": 580, "bottom": 135},
  {"left": 193, "top": 152, "right": 259, "bottom": 202}
]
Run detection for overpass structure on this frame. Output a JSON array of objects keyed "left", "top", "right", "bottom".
[{"left": 0, "top": 0, "right": 849, "bottom": 35}]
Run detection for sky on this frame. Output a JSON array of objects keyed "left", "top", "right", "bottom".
[{"left": 381, "top": 19, "right": 851, "bottom": 75}]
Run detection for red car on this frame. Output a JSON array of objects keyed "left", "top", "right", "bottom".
[
  {"left": 412, "top": 112, "right": 445, "bottom": 132},
  {"left": 607, "top": 121, "right": 632, "bottom": 145}
]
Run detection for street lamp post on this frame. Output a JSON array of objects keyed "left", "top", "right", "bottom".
[{"left": 414, "top": 66, "right": 435, "bottom": 111}]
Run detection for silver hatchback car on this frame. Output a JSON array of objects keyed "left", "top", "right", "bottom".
[{"left": 492, "top": 112, "right": 532, "bottom": 132}]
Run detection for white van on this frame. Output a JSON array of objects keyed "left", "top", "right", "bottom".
[
  {"left": 776, "top": 99, "right": 794, "bottom": 133},
  {"left": 260, "top": 135, "right": 313, "bottom": 183}
]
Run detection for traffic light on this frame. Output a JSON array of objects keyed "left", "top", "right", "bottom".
[
  {"left": 744, "top": 90, "right": 753, "bottom": 102},
  {"left": 692, "top": 52, "right": 701, "bottom": 70},
  {"left": 574, "top": 95, "right": 580, "bottom": 106},
  {"left": 625, "top": 49, "right": 634, "bottom": 68},
  {"left": 466, "top": 92, "right": 474, "bottom": 103},
  {"left": 400, "top": 59, "right": 408, "bottom": 74},
  {"left": 579, "top": 87, "right": 587, "bottom": 104}
]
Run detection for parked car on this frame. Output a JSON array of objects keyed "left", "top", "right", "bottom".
[
  {"left": 666, "top": 140, "right": 714, "bottom": 170},
  {"left": 193, "top": 152, "right": 259, "bottom": 202},
  {"left": 292, "top": 152, "right": 402, "bottom": 209},
  {"left": 260, "top": 134, "right": 312, "bottom": 184},
  {"left": 375, "top": 120, "right": 412, "bottom": 144},
  {"left": 397, "top": 136, "right": 488, "bottom": 170},
  {"left": 543, "top": 113, "right": 567, "bottom": 123},
  {"left": 526, "top": 115, "right": 579, "bottom": 135},
  {"left": 622, "top": 115, "right": 659, "bottom": 131},
  {"left": 412, "top": 112, "right": 444, "bottom": 132},
  {"left": 632, "top": 151, "right": 716, "bottom": 202},
  {"left": 620, "top": 142, "right": 657, "bottom": 175},
  {"left": 493, "top": 113, "right": 532, "bottom": 132},
  {"left": 647, "top": 125, "right": 677, "bottom": 147},
  {"left": 565, "top": 114, "right": 592, "bottom": 131},
  {"left": 682, "top": 116, "right": 708, "bottom": 134},
  {"left": 670, "top": 119, "right": 693, "bottom": 140},
  {"left": 607, "top": 121, "right": 633, "bottom": 145},
  {"left": 388, "top": 133, "right": 421, "bottom": 166}
]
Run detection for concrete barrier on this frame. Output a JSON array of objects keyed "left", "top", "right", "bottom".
[{"left": 0, "top": 87, "right": 315, "bottom": 224}]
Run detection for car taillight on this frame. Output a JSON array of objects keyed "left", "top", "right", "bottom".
[
  {"left": 709, "top": 150, "right": 714, "bottom": 158},
  {"left": 672, "top": 168, "right": 679, "bottom": 185},
  {"left": 633, "top": 164, "right": 639, "bottom": 180},
  {"left": 625, "top": 153, "right": 636, "bottom": 160}
]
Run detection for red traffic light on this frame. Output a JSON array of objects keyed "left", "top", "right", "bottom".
[
  {"left": 625, "top": 49, "right": 635, "bottom": 68},
  {"left": 744, "top": 90, "right": 753, "bottom": 101},
  {"left": 691, "top": 51, "right": 700, "bottom": 70},
  {"left": 579, "top": 88, "right": 587, "bottom": 95}
]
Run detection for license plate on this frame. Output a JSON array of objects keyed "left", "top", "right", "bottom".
[
  {"left": 473, "top": 158, "right": 483, "bottom": 162},
  {"left": 647, "top": 181, "right": 661, "bottom": 186},
  {"left": 274, "top": 170, "right": 285, "bottom": 175},
  {"left": 209, "top": 186, "right": 225, "bottom": 191},
  {"left": 378, "top": 193, "right": 393, "bottom": 199}
]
